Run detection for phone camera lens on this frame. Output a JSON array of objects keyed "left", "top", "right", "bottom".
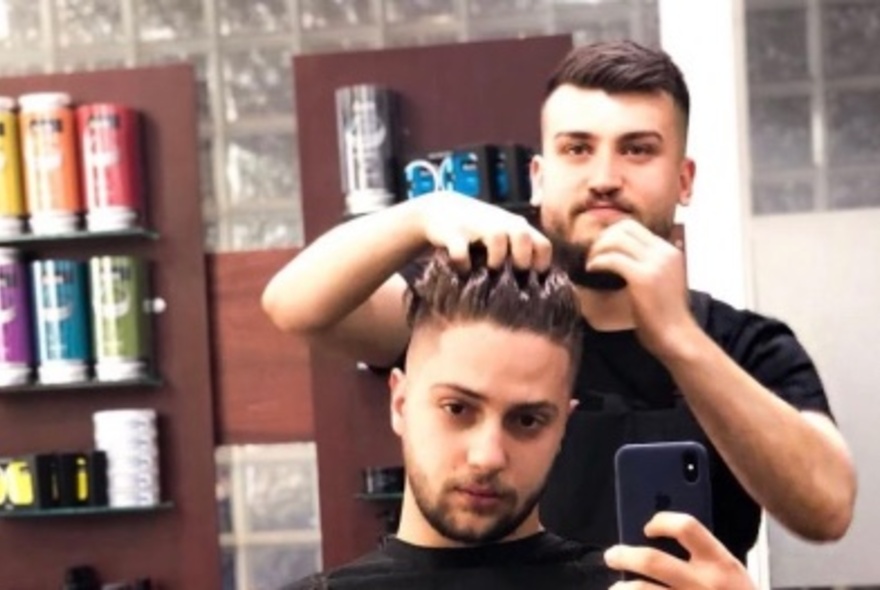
[{"left": 682, "top": 450, "right": 699, "bottom": 483}]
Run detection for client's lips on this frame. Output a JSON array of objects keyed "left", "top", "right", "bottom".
[{"left": 459, "top": 487, "right": 501, "bottom": 498}]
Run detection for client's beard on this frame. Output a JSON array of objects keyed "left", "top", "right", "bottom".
[{"left": 549, "top": 236, "right": 627, "bottom": 291}]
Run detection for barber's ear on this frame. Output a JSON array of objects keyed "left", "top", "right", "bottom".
[
  {"left": 530, "top": 154, "right": 544, "bottom": 207},
  {"left": 389, "top": 368, "right": 407, "bottom": 436}
]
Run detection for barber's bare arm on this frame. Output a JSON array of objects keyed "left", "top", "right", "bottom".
[
  {"left": 261, "top": 192, "right": 551, "bottom": 367},
  {"left": 604, "top": 512, "right": 754, "bottom": 590},
  {"left": 588, "top": 219, "right": 856, "bottom": 541}
]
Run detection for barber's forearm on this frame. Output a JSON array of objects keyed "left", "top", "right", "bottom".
[
  {"left": 661, "top": 327, "right": 856, "bottom": 541},
  {"left": 262, "top": 199, "right": 428, "bottom": 332}
]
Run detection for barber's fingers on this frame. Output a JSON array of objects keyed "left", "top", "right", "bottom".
[
  {"left": 509, "top": 223, "right": 553, "bottom": 271},
  {"left": 437, "top": 226, "right": 552, "bottom": 272},
  {"left": 443, "top": 233, "right": 474, "bottom": 271}
]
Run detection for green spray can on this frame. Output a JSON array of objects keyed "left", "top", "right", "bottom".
[{"left": 89, "top": 255, "right": 150, "bottom": 381}]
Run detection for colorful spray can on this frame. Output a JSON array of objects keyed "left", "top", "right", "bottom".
[
  {"left": 0, "top": 249, "right": 32, "bottom": 385},
  {"left": 77, "top": 103, "right": 143, "bottom": 231},
  {"left": 90, "top": 255, "right": 149, "bottom": 381},
  {"left": 18, "top": 92, "right": 82, "bottom": 234},
  {"left": 0, "top": 97, "right": 25, "bottom": 236},
  {"left": 31, "top": 259, "right": 90, "bottom": 383}
]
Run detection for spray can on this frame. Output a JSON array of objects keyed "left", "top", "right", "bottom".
[
  {"left": 19, "top": 92, "right": 82, "bottom": 234},
  {"left": 31, "top": 259, "right": 90, "bottom": 383},
  {"left": 90, "top": 256, "right": 149, "bottom": 381},
  {"left": 0, "top": 249, "right": 32, "bottom": 385},
  {"left": 0, "top": 97, "right": 25, "bottom": 236},
  {"left": 77, "top": 103, "right": 143, "bottom": 231}
]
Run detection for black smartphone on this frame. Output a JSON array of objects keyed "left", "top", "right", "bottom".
[{"left": 614, "top": 441, "right": 713, "bottom": 565}]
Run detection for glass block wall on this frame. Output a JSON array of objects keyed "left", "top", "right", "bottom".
[
  {"left": 216, "top": 443, "right": 322, "bottom": 590},
  {"left": 0, "top": 0, "right": 658, "bottom": 252},
  {"left": 746, "top": 0, "right": 880, "bottom": 216}
]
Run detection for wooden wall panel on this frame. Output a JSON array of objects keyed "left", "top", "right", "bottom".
[
  {"left": 293, "top": 35, "right": 574, "bottom": 568},
  {"left": 207, "top": 249, "right": 314, "bottom": 444},
  {"left": 0, "top": 65, "right": 219, "bottom": 590}
]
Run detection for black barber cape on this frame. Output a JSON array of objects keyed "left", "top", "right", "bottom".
[{"left": 283, "top": 532, "right": 614, "bottom": 589}]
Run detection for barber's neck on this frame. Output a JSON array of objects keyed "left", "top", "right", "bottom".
[
  {"left": 395, "top": 486, "right": 543, "bottom": 548},
  {"left": 575, "top": 286, "right": 635, "bottom": 331}
]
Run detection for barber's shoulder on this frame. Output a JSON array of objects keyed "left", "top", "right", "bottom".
[{"left": 691, "top": 291, "right": 797, "bottom": 344}]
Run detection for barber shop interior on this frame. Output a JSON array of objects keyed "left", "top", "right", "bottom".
[{"left": 0, "top": 0, "right": 874, "bottom": 588}]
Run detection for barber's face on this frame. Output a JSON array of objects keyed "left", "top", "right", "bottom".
[
  {"left": 531, "top": 85, "right": 695, "bottom": 251},
  {"left": 390, "top": 320, "right": 574, "bottom": 545}
]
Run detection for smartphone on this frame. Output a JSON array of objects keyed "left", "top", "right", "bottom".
[{"left": 614, "top": 441, "right": 713, "bottom": 563}]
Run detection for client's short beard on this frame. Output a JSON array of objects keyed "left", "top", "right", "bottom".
[
  {"left": 549, "top": 237, "right": 627, "bottom": 291},
  {"left": 414, "top": 481, "right": 543, "bottom": 545}
]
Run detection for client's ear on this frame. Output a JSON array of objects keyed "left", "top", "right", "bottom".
[{"left": 389, "top": 368, "right": 407, "bottom": 436}]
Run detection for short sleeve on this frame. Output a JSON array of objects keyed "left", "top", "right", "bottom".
[{"left": 707, "top": 303, "right": 833, "bottom": 418}]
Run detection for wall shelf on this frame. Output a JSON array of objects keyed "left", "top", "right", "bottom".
[
  {"left": 0, "top": 227, "right": 158, "bottom": 248},
  {"left": 0, "top": 502, "right": 173, "bottom": 519},
  {"left": 0, "top": 375, "right": 163, "bottom": 397}
]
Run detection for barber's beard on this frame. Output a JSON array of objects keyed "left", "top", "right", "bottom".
[
  {"left": 407, "top": 466, "right": 544, "bottom": 545},
  {"left": 541, "top": 210, "right": 675, "bottom": 292}
]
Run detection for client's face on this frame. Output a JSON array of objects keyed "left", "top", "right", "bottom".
[{"left": 390, "top": 320, "right": 573, "bottom": 545}]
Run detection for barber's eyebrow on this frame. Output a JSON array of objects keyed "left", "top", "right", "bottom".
[
  {"left": 433, "top": 383, "right": 560, "bottom": 416},
  {"left": 553, "top": 130, "right": 664, "bottom": 143}
]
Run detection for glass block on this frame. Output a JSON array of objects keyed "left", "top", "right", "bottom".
[
  {"left": 748, "top": 95, "right": 812, "bottom": 171},
  {"left": 470, "top": 23, "right": 549, "bottom": 42},
  {"left": 226, "top": 133, "right": 298, "bottom": 204},
  {"left": 384, "top": 0, "right": 457, "bottom": 24},
  {"left": 137, "top": 0, "right": 205, "bottom": 42},
  {"left": 0, "top": 62, "right": 45, "bottom": 77},
  {"left": 216, "top": 461, "right": 233, "bottom": 534},
  {"left": 56, "top": 55, "right": 128, "bottom": 74},
  {"left": 822, "top": 0, "right": 880, "bottom": 79},
  {"left": 751, "top": 177, "right": 815, "bottom": 216},
  {"left": 241, "top": 452, "right": 319, "bottom": 532},
  {"left": 384, "top": 27, "right": 459, "bottom": 48},
  {"left": 570, "top": 20, "right": 632, "bottom": 45},
  {"left": 0, "top": 1, "right": 43, "bottom": 49},
  {"left": 300, "top": 34, "right": 380, "bottom": 55},
  {"left": 826, "top": 88, "right": 880, "bottom": 166},
  {"left": 299, "top": 0, "right": 378, "bottom": 30},
  {"left": 469, "top": 0, "right": 548, "bottom": 18},
  {"left": 219, "top": 0, "right": 290, "bottom": 36},
  {"left": 138, "top": 51, "right": 212, "bottom": 120},
  {"left": 222, "top": 47, "right": 293, "bottom": 121},
  {"left": 828, "top": 169, "right": 880, "bottom": 211},
  {"left": 221, "top": 547, "right": 237, "bottom": 590},
  {"left": 204, "top": 218, "right": 221, "bottom": 252},
  {"left": 200, "top": 136, "right": 216, "bottom": 208},
  {"left": 55, "top": 0, "right": 125, "bottom": 46},
  {"left": 245, "top": 543, "right": 321, "bottom": 590},
  {"left": 636, "top": 0, "right": 660, "bottom": 46},
  {"left": 745, "top": 6, "right": 808, "bottom": 85},
  {"left": 230, "top": 211, "right": 302, "bottom": 250}
]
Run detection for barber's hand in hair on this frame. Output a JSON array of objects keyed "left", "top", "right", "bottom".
[
  {"left": 585, "top": 219, "right": 696, "bottom": 357},
  {"left": 414, "top": 191, "right": 552, "bottom": 271},
  {"left": 603, "top": 512, "right": 755, "bottom": 590}
]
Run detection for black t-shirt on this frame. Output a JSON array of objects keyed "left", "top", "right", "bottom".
[
  {"left": 397, "top": 260, "right": 832, "bottom": 563},
  {"left": 282, "top": 532, "right": 614, "bottom": 590}
]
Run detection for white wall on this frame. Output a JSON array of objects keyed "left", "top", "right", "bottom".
[
  {"left": 754, "top": 210, "right": 880, "bottom": 587},
  {"left": 657, "top": 0, "right": 765, "bottom": 585}
]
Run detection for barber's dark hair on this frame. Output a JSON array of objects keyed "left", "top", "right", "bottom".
[
  {"left": 546, "top": 40, "right": 690, "bottom": 133},
  {"left": 405, "top": 247, "right": 582, "bottom": 362}
]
